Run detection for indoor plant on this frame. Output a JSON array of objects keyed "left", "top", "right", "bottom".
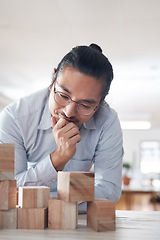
[{"left": 122, "top": 162, "right": 131, "bottom": 185}]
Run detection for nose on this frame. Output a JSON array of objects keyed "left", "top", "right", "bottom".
[{"left": 63, "top": 101, "right": 77, "bottom": 118}]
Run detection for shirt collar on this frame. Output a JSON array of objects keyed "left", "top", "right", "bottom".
[
  {"left": 38, "top": 99, "right": 52, "bottom": 130},
  {"left": 83, "top": 102, "right": 105, "bottom": 130},
  {"left": 83, "top": 115, "right": 96, "bottom": 130}
]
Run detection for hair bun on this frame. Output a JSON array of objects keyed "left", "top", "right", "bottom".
[{"left": 89, "top": 43, "right": 102, "bottom": 53}]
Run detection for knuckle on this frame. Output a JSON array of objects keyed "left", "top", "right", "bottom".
[
  {"left": 66, "top": 140, "right": 71, "bottom": 149},
  {"left": 67, "top": 139, "right": 75, "bottom": 148},
  {"left": 76, "top": 134, "right": 81, "bottom": 143},
  {"left": 55, "top": 130, "right": 61, "bottom": 139}
]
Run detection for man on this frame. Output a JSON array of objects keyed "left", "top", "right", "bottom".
[{"left": 0, "top": 44, "right": 123, "bottom": 209}]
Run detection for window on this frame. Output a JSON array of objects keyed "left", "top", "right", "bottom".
[{"left": 140, "top": 141, "right": 160, "bottom": 174}]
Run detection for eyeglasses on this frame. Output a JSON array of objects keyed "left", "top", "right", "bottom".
[{"left": 53, "top": 86, "right": 99, "bottom": 116}]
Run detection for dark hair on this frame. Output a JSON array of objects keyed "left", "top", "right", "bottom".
[{"left": 53, "top": 43, "right": 113, "bottom": 100}]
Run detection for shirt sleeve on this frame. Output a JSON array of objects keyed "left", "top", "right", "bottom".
[
  {"left": 94, "top": 114, "right": 124, "bottom": 203},
  {"left": 0, "top": 108, "right": 57, "bottom": 190}
]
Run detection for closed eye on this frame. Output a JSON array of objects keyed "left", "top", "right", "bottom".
[
  {"left": 58, "top": 92, "right": 70, "bottom": 100},
  {"left": 79, "top": 103, "right": 92, "bottom": 109}
]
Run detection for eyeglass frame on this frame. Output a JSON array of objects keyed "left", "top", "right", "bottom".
[{"left": 53, "top": 84, "right": 100, "bottom": 116}]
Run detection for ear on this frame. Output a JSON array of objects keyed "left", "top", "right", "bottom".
[
  {"left": 53, "top": 68, "right": 57, "bottom": 75},
  {"left": 51, "top": 68, "right": 57, "bottom": 84}
]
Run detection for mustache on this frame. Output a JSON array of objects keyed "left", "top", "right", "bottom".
[{"left": 53, "top": 110, "right": 78, "bottom": 123}]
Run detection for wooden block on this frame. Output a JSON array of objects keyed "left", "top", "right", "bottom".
[
  {"left": 0, "top": 208, "right": 17, "bottom": 229},
  {"left": 87, "top": 199, "right": 116, "bottom": 231},
  {"left": 57, "top": 172, "right": 94, "bottom": 202},
  {"left": 0, "top": 143, "right": 15, "bottom": 172},
  {"left": 0, "top": 172, "right": 14, "bottom": 181},
  {"left": 18, "top": 208, "right": 48, "bottom": 229},
  {"left": 0, "top": 180, "right": 17, "bottom": 210},
  {"left": 48, "top": 198, "right": 78, "bottom": 229},
  {"left": 87, "top": 217, "right": 116, "bottom": 232},
  {"left": 18, "top": 186, "right": 50, "bottom": 208}
]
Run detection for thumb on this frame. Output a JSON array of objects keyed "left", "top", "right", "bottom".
[{"left": 51, "top": 116, "right": 57, "bottom": 128}]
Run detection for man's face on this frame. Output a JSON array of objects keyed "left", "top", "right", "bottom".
[{"left": 49, "top": 67, "right": 103, "bottom": 126}]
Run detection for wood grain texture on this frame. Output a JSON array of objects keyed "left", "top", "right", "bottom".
[
  {"left": 18, "top": 186, "right": 50, "bottom": 208},
  {"left": 0, "top": 144, "right": 15, "bottom": 172},
  {"left": 87, "top": 199, "right": 116, "bottom": 232},
  {"left": 0, "top": 208, "right": 17, "bottom": 229},
  {"left": 0, "top": 180, "right": 17, "bottom": 210},
  {"left": 57, "top": 172, "right": 94, "bottom": 202},
  {"left": 0, "top": 211, "right": 160, "bottom": 239},
  {"left": 48, "top": 198, "right": 78, "bottom": 229},
  {"left": 17, "top": 208, "right": 48, "bottom": 229}
]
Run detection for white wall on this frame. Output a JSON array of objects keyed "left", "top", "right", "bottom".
[{"left": 122, "top": 128, "right": 160, "bottom": 170}]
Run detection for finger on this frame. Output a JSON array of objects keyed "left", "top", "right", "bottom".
[
  {"left": 64, "top": 125, "right": 80, "bottom": 139},
  {"left": 63, "top": 122, "right": 79, "bottom": 134},
  {"left": 68, "top": 134, "right": 82, "bottom": 145},
  {"left": 72, "top": 133, "right": 81, "bottom": 143},
  {"left": 51, "top": 116, "right": 57, "bottom": 128},
  {"left": 55, "top": 118, "right": 69, "bottom": 129}
]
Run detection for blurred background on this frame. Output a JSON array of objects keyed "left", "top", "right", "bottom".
[{"left": 0, "top": 0, "right": 160, "bottom": 210}]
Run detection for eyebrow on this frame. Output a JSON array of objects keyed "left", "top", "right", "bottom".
[
  {"left": 56, "top": 82, "right": 98, "bottom": 104},
  {"left": 57, "top": 82, "right": 71, "bottom": 94}
]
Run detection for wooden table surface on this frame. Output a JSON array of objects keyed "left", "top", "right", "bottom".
[
  {"left": 0, "top": 210, "right": 160, "bottom": 240},
  {"left": 116, "top": 184, "right": 160, "bottom": 211},
  {"left": 122, "top": 183, "right": 160, "bottom": 193}
]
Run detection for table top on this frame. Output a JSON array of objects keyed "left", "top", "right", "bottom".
[{"left": 0, "top": 210, "right": 160, "bottom": 240}]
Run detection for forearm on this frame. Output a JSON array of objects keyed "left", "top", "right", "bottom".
[
  {"left": 93, "top": 116, "right": 124, "bottom": 203},
  {"left": 15, "top": 155, "right": 58, "bottom": 190},
  {"left": 94, "top": 180, "right": 122, "bottom": 203}
]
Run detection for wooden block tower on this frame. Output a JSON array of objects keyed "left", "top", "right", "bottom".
[
  {"left": 17, "top": 186, "right": 50, "bottom": 229},
  {"left": 0, "top": 144, "right": 17, "bottom": 229},
  {"left": 53, "top": 171, "right": 116, "bottom": 231},
  {"left": 48, "top": 171, "right": 95, "bottom": 229}
]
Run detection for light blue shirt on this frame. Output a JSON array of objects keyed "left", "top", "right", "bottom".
[{"left": 0, "top": 87, "right": 123, "bottom": 203}]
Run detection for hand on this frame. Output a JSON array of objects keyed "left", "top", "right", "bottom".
[{"left": 50, "top": 116, "right": 81, "bottom": 171}]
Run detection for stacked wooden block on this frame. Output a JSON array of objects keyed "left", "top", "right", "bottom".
[
  {"left": 0, "top": 143, "right": 116, "bottom": 231},
  {"left": 48, "top": 171, "right": 116, "bottom": 231},
  {"left": 0, "top": 144, "right": 17, "bottom": 229},
  {"left": 18, "top": 186, "right": 50, "bottom": 229},
  {"left": 48, "top": 172, "right": 94, "bottom": 229},
  {"left": 0, "top": 143, "right": 50, "bottom": 230}
]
